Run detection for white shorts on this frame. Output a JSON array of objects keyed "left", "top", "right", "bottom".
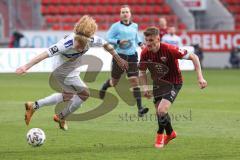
[{"left": 50, "top": 74, "right": 87, "bottom": 94}]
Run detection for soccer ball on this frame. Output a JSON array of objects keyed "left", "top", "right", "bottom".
[{"left": 26, "top": 128, "right": 46, "bottom": 147}]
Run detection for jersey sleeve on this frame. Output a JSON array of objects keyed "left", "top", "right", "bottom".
[
  {"left": 107, "top": 23, "right": 119, "bottom": 45},
  {"left": 90, "top": 35, "right": 107, "bottom": 47},
  {"left": 46, "top": 39, "right": 68, "bottom": 57},
  {"left": 139, "top": 49, "right": 148, "bottom": 71},
  {"left": 135, "top": 24, "right": 143, "bottom": 46},
  {"left": 168, "top": 45, "right": 189, "bottom": 59}
]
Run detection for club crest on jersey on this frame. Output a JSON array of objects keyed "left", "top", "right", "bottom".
[
  {"left": 160, "top": 56, "right": 167, "bottom": 63},
  {"left": 49, "top": 45, "right": 59, "bottom": 55},
  {"left": 178, "top": 48, "right": 186, "bottom": 56},
  {"left": 155, "top": 64, "right": 164, "bottom": 73},
  {"left": 64, "top": 40, "right": 73, "bottom": 48}
]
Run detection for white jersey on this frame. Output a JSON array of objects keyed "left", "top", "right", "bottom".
[
  {"left": 161, "top": 34, "right": 182, "bottom": 47},
  {"left": 46, "top": 33, "right": 107, "bottom": 77}
]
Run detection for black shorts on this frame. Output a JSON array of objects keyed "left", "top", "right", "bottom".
[
  {"left": 111, "top": 53, "right": 138, "bottom": 79},
  {"left": 153, "top": 84, "right": 182, "bottom": 104}
]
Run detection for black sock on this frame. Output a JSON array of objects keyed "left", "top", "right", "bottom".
[
  {"left": 157, "top": 114, "right": 168, "bottom": 134},
  {"left": 102, "top": 79, "right": 111, "bottom": 90},
  {"left": 34, "top": 101, "right": 39, "bottom": 110},
  {"left": 133, "top": 87, "right": 142, "bottom": 110},
  {"left": 165, "top": 113, "right": 173, "bottom": 135}
]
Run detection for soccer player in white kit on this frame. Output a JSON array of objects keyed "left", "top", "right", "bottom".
[{"left": 16, "top": 15, "right": 128, "bottom": 130}]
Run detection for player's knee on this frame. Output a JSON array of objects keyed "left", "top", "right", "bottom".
[
  {"left": 129, "top": 76, "right": 139, "bottom": 87},
  {"left": 111, "top": 79, "right": 118, "bottom": 87},
  {"left": 78, "top": 89, "right": 90, "bottom": 101},
  {"left": 62, "top": 92, "right": 74, "bottom": 101},
  {"left": 158, "top": 106, "right": 167, "bottom": 115},
  {"left": 158, "top": 111, "right": 166, "bottom": 117}
]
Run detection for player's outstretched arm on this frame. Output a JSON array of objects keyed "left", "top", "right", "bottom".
[
  {"left": 188, "top": 53, "right": 207, "bottom": 89},
  {"left": 103, "top": 43, "right": 128, "bottom": 71},
  {"left": 16, "top": 51, "right": 49, "bottom": 75}
]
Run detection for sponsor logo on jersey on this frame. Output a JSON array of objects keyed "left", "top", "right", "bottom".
[
  {"left": 171, "top": 90, "right": 176, "bottom": 97},
  {"left": 160, "top": 56, "right": 167, "bottom": 63},
  {"left": 119, "top": 40, "right": 132, "bottom": 49},
  {"left": 64, "top": 40, "right": 73, "bottom": 48},
  {"left": 49, "top": 45, "right": 59, "bottom": 55},
  {"left": 93, "top": 38, "right": 103, "bottom": 47},
  {"left": 178, "top": 48, "right": 187, "bottom": 56},
  {"left": 90, "top": 37, "right": 94, "bottom": 42}
]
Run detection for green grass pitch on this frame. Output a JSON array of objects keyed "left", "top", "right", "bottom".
[{"left": 0, "top": 69, "right": 239, "bottom": 160}]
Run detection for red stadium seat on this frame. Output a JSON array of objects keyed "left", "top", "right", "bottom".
[
  {"left": 68, "top": 6, "right": 79, "bottom": 14},
  {"left": 58, "top": 5, "right": 69, "bottom": 14},
  {"left": 62, "top": 16, "right": 75, "bottom": 23},
  {"left": 133, "top": 16, "right": 141, "bottom": 23},
  {"left": 144, "top": 6, "right": 152, "bottom": 14},
  {"left": 132, "top": 5, "right": 142, "bottom": 14},
  {"left": 42, "top": 0, "right": 50, "bottom": 5},
  {"left": 41, "top": 0, "right": 182, "bottom": 31},
  {"left": 178, "top": 23, "right": 187, "bottom": 30},
  {"left": 236, "top": 24, "right": 240, "bottom": 30},
  {"left": 139, "top": 24, "right": 148, "bottom": 30},
  {"left": 49, "top": 0, "right": 59, "bottom": 4},
  {"left": 59, "top": 0, "right": 71, "bottom": 4},
  {"left": 63, "top": 25, "right": 73, "bottom": 30},
  {"left": 153, "top": 6, "right": 161, "bottom": 14},
  {"left": 224, "top": 0, "right": 240, "bottom": 4},
  {"left": 86, "top": 6, "right": 96, "bottom": 14},
  {"left": 162, "top": 5, "right": 171, "bottom": 14},
  {"left": 77, "top": 5, "right": 85, "bottom": 14},
  {"left": 48, "top": 5, "right": 59, "bottom": 14},
  {"left": 137, "top": 0, "right": 146, "bottom": 4},
  {"left": 105, "top": 5, "right": 115, "bottom": 14},
  {"left": 108, "top": 0, "right": 119, "bottom": 4},
  {"left": 41, "top": 6, "right": 48, "bottom": 15},
  {"left": 99, "top": 23, "right": 109, "bottom": 30},
  {"left": 142, "top": 16, "right": 151, "bottom": 23},
  {"left": 146, "top": 0, "right": 156, "bottom": 4},
  {"left": 52, "top": 24, "right": 61, "bottom": 30},
  {"left": 111, "top": 15, "right": 119, "bottom": 22},
  {"left": 80, "top": 0, "right": 89, "bottom": 4},
  {"left": 45, "top": 16, "right": 61, "bottom": 23},
  {"left": 121, "top": 0, "right": 131, "bottom": 4},
  {"left": 70, "top": 0, "right": 79, "bottom": 4},
  {"left": 98, "top": 0, "right": 108, "bottom": 4},
  {"left": 235, "top": 15, "right": 240, "bottom": 22}
]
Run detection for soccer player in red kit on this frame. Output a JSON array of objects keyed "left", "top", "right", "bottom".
[{"left": 139, "top": 27, "right": 207, "bottom": 148}]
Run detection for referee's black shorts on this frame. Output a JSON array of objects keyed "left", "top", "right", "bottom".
[{"left": 111, "top": 53, "right": 139, "bottom": 79}]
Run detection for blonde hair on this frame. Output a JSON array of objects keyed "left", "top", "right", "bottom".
[
  {"left": 74, "top": 15, "right": 97, "bottom": 38},
  {"left": 73, "top": 15, "right": 97, "bottom": 47}
]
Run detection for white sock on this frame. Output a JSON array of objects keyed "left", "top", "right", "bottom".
[
  {"left": 60, "top": 95, "right": 83, "bottom": 118},
  {"left": 35, "top": 93, "right": 63, "bottom": 109}
]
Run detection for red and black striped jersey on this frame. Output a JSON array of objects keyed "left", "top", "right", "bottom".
[{"left": 139, "top": 42, "right": 188, "bottom": 84}]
